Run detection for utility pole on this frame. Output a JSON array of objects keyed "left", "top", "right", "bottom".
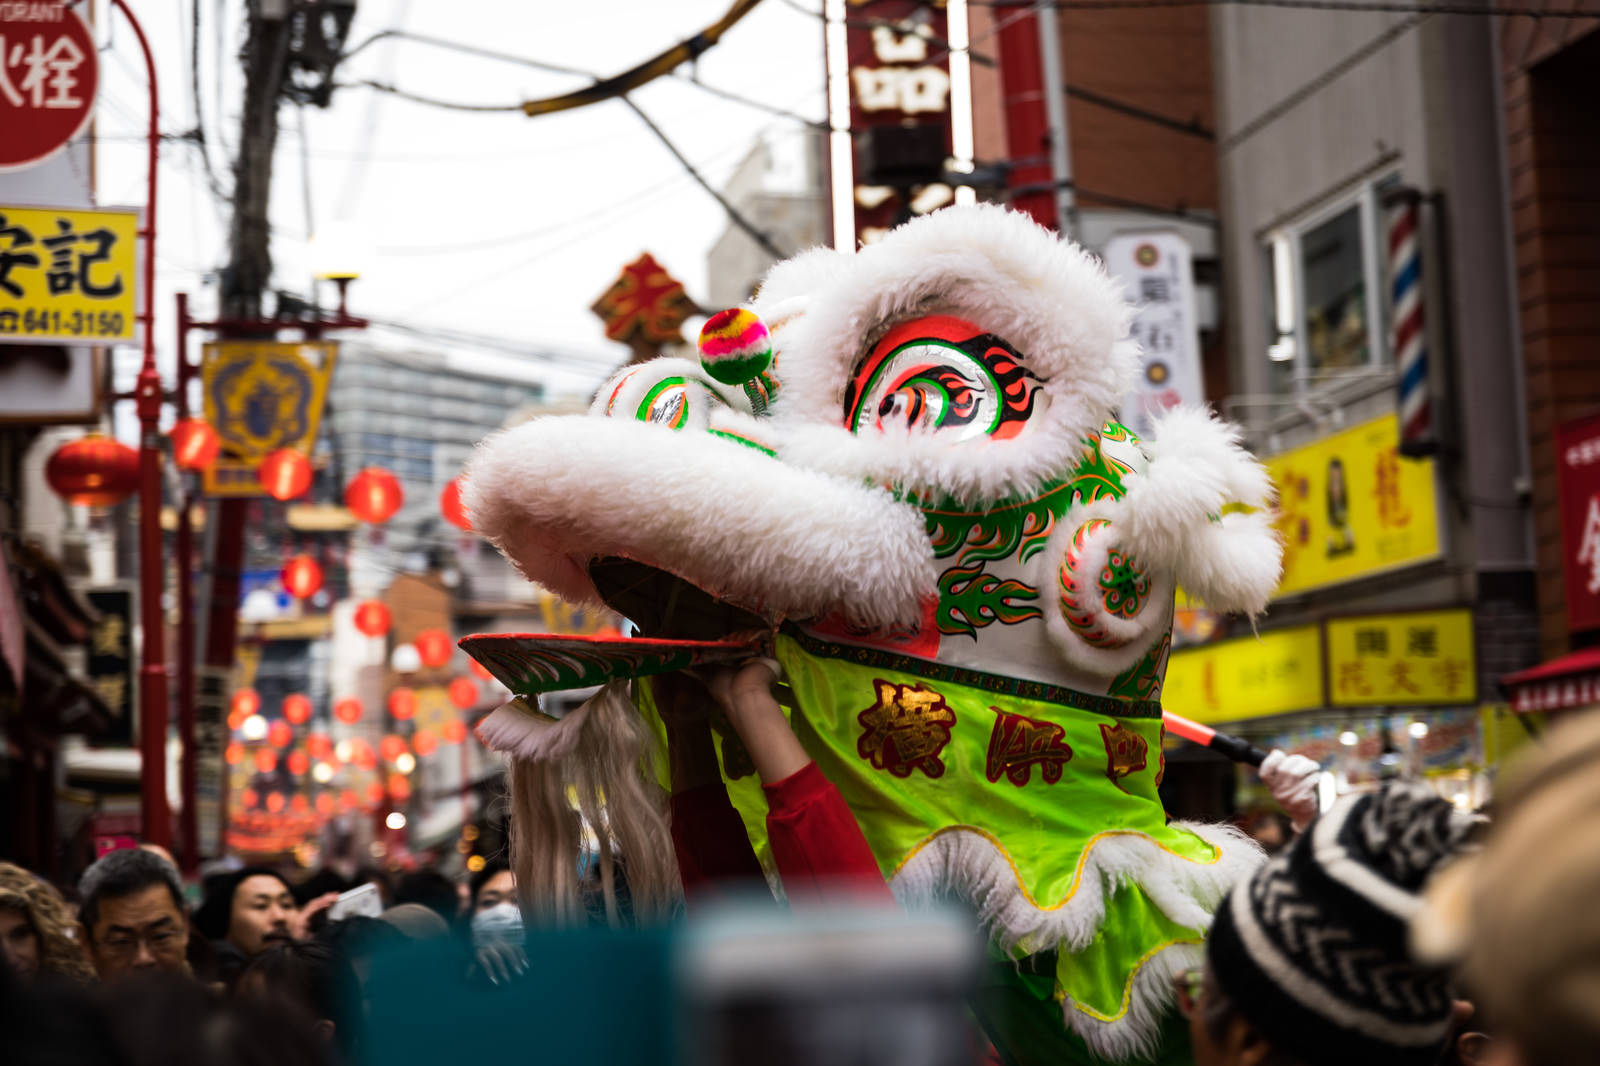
[{"left": 221, "top": 3, "right": 294, "bottom": 321}]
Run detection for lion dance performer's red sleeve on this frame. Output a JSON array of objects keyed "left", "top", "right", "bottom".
[
  {"left": 763, "top": 762, "right": 897, "bottom": 905},
  {"left": 671, "top": 782, "right": 765, "bottom": 897},
  {"left": 672, "top": 762, "right": 895, "bottom": 907}
]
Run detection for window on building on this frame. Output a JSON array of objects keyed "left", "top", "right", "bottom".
[{"left": 1262, "top": 176, "right": 1396, "bottom": 395}]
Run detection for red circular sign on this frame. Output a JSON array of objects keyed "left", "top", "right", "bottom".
[{"left": 0, "top": 4, "right": 99, "bottom": 172}]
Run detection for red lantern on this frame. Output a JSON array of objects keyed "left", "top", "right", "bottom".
[
  {"left": 267, "top": 719, "right": 292, "bottom": 749},
  {"left": 45, "top": 435, "right": 140, "bottom": 507},
  {"left": 266, "top": 792, "right": 286, "bottom": 813},
  {"left": 334, "top": 698, "right": 362, "bottom": 724},
  {"left": 242, "top": 788, "right": 260, "bottom": 809},
  {"left": 282, "top": 555, "right": 324, "bottom": 599},
  {"left": 364, "top": 782, "right": 385, "bottom": 807},
  {"left": 440, "top": 477, "right": 473, "bottom": 531},
  {"left": 415, "top": 629, "right": 452, "bottom": 669},
  {"left": 345, "top": 467, "right": 404, "bottom": 524},
  {"left": 413, "top": 729, "right": 438, "bottom": 757},
  {"left": 387, "top": 774, "right": 411, "bottom": 802},
  {"left": 225, "top": 742, "right": 245, "bottom": 765},
  {"left": 379, "top": 734, "right": 408, "bottom": 763},
  {"left": 351, "top": 739, "right": 377, "bottom": 770},
  {"left": 169, "top": 418, "right": 221, "bottom": 471},
  {"left": 442, "top": 719, "right": 467, "bottom": 745},
  {"left": 232, "top": 689, "right": 261, "bottom": 717},
  {"left": 388, "top": 688, "right": 417, "bottom": 721},
  {"left": 353, "top": 600, "right": 391, "bottom": 637},
  {"left": 315, "top": 792, "right": 335, "bottom": 816},
  {"left": 282, "top": 693, "right": 312, "bottom": 725},
  {"left": 255, "top": 749, "right": 277, "bottom": 773},
  {"left": 287, "top": 750, "right": 310, "bottom": 775},
  {"left": 469, "top": 657, "right": 495, "bottom": 683},
  {"left": 259, "top": 449, "right": 313, "bottom": 501},
  {"left": 448, "top": 677, "right": 478, "bottom": 709},
  {"left": 340, "top": 788, "right": 359, "bottom": 811},
  {"left": 306, "top": 732, "right": 333, "bottom": 760},
  {"left": 290, "top": 793, "right": 310, "bottom": 813}
]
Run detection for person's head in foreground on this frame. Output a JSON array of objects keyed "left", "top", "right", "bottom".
[
  {"left": 0, "top": 862, "right": 93, "bottom": 983},
  {"left": 238, "top": 938, "right": 361, "bottom": 1056},
  {"left": 77, "top": 847, "right": 189, "bottom": 980},
  {"left": 194, "top": 867, "right": 298, "bottom": 958},
  {"left": 1440, "top": 712, "right": 1600, "bottom": 1066},
  {"left": 1181, "top": 781, "right": 1475, "bottom": 1066}
]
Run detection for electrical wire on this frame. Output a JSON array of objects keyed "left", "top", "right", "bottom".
[
  {"left": 1066, "top": 85, "right": 1215, "bottom": 140},
  {"left": 190, "top": 0, "right": 232, "bottom": 204}
]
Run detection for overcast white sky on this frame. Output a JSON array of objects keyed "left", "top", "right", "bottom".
[{"left": 92, "top": 0, "right": 828, "bottom": 397}]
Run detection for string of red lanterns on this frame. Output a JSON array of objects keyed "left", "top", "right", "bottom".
[
  {"left": 345, "top": 467, "right": 404, "bottom": 524},
  {"left": 353, "top": 601, "right": 391, "bottom": 637},
  {"left": 259, "top": 448, "right": 314, "bottom": 502},
  {"left": 282, "top": 555, "right": 324, "bottom": 599},
  {"left": 45, "top": 435, "right": 140, "bottom": 507},
  {"left": 169, "top": 418, "right": 221, "bottom": 471},
  {"left": 414, "top": 629, "right": 452, "bottom": 669},
  {"left": 282, "top": 693, "right": 312, "bottom": 724}
]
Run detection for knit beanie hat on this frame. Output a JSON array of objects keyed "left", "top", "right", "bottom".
[{"left": 1206, "top": 781, "right": 1476, "bottom": 1066}]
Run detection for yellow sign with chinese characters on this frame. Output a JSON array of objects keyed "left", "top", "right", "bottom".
[
  {"left": 1268, "top": 413, "right": 1441, "bottom": 599},
  {"left": 1162, "top": 625, "right": 1324, "bottom": 725},
  {"left": 1326, "top": 609, "right": 1476, "bottom": 707},
  {"left": 201, "top": 340, "right": 337, "bottom": 497},
  {"left": 0, "top": 206, "right": 138, "bottom": 344}
]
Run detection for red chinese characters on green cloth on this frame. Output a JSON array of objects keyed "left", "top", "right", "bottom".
[
  {"left": 856, "top": 679, "right": 957, "bottom": 778},
  {"left": 985, "top": 708, "right": 1074, "bottom": 786}
]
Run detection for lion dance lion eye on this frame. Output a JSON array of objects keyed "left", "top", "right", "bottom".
[{"left": 844, "top": 315, "right": 1044, "bottom": 441}]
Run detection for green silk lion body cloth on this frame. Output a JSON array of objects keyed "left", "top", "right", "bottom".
[{"left": 461, "top": 206, "right": 1284, "bottom": 1063}]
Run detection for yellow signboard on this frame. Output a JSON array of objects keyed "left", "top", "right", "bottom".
[
  {"left": 0, "top": 206, "right": 138, "bottom": 344},
  {"left": 1162, "top": 625, "right": 1324, "bottom": 725},
  {"left": 1326, "top": 609, "right": 1476, "bottom": 707},
  {"left": 1269, "top": 413, "right": 1441, "bottom": 599},
  {"left": 201, "top": 340, "right": 337, "bottom": 497}
]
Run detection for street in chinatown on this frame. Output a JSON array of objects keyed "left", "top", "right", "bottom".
[{"left": 2, "top": 2, "right": 1599, "bottom": 1065}]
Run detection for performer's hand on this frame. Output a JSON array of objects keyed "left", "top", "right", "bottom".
[
  {"left": 653, "top": 671, "right": 713, "bottom": 728},
  {"left": 705, "top": 660, "right": 808, "bottom": 784},
  {"left": 1258, "top": 749, "right": 1322, "bottom": 832}
]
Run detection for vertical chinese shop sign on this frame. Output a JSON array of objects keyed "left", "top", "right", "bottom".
[{"left": 1557, "top": 413, "right": 1600, "bottom": 634}]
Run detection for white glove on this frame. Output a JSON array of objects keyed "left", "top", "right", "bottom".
[{"left": 1258, "top": 749, "right": 1321, "bottom": 832}]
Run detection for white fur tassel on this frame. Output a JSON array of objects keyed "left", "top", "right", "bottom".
[
  {"left": 475, "top": 696, "right": 587, "bottom": 762},
  {"left": 1116, "top": 408, "right": 1282, "bottom": 616}
]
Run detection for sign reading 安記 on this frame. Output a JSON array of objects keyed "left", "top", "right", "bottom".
[
  {"left": 0, "top": 205, "right": 137, "bottom": 344},
  {"left": 1267, "top": 412, "right": 1442, "bottom": 599},
  {"left": 1326, "top": 609, "right": 1477, "bottom": 707}
]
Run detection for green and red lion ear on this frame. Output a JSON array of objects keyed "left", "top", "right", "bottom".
[{"left": 699, "top": 308, "right": 780, "bottom": 414}]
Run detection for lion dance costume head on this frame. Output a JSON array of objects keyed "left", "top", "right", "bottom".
[{"left": 461, "top": 205, "right": 1283, "bottom": 1062}]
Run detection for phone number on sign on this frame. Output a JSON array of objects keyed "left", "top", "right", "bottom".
[{"left": 1, "top": 308, "right": 128, "bottom": 338}]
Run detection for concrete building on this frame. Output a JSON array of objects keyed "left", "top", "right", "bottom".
[
  {"left": 705, "top": 129, "right": 828, "bottom": 309},
  {"left": 1170, "top": 7, "right": 1539, "bottom": 802}
]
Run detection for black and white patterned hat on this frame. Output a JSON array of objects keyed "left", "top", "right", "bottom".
[{"left": 1206, "top": 782, "right": 1477, "bottom": 1066}]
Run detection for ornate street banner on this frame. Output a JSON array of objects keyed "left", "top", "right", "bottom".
[
  {"left": 1556, "top": 412, "right": 1600, "bottom": 634},
  {"left": 1326, "top": 608, "right": 1476, "bottom": 707},
  {"left": 84, "top": 587, "right": 134, "bottom": 747},
  {"left": 1104, "top": 232, "right": 1206, "bottom": 439},
  {"left": 0, "top": 205, "right": 136, "bottom": 344},
  {"left": 1267, "top": 412, "right": 1442, "bottom": 599},
  {"left": 200, "top": 340, "right": 337, "bottom": 496}
]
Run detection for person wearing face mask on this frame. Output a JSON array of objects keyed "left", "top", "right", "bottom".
[{"left": 193, "top": 868, "right": 301, "bottom": 990}]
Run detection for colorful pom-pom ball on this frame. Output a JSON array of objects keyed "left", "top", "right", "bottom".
[{"left": 698, "top": 308, "right": 773, "bottom": 386}]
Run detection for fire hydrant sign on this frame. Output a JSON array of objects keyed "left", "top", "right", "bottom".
[
  {"left": 0, "top": 205, "right": 138, "bottom": 343},
  {"left": 0, "top": 2, "right": 98, "bottom": 172}
]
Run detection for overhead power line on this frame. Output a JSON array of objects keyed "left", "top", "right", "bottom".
[{"left": 337, "top": 29, "right": 791, "bottom": 260}]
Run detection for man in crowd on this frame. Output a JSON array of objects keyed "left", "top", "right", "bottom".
[
  {"left": 78, "top": 847, "right": 190, "bottom": 979},
  {"left": 1178, "top": 781, "right": 1476, "bottom": 1066}
]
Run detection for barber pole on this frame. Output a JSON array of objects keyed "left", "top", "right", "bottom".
[{"left": 1387, "top": 189, "right": 1437, "bottom": 458}]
